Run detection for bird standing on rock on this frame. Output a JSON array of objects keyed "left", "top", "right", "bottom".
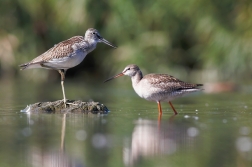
[
  {"left": 20, "top": 28, "right": 117, "bottom": 106},
  {"left": 104, "top": 64, "right": 203, "bottom": 115}
]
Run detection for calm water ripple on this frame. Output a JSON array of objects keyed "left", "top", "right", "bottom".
[{"left": 0, "top": 80, "right": 251, "bottom": 167}]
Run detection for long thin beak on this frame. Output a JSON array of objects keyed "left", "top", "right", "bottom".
[
  {"left": 100, "top": 37, "right": 117, "bottom": 48},
  {"left": 104, "top": 73, "right": 124, "bottom": 83}
]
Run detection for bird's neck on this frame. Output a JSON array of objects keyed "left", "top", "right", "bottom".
[
  {"left": 87, "top": 42, "right": 97, "bottom": 54},
  {"left": 88, "top": 38, "right": 98, "bottom": 46},
  {"left": 131, "top": 71, "right": 143, "bottom": 86},
  {"left": 131, "top": 71, "right": 144, "bottom": 97},
  {"left": 82, "top": 39, "right": 97, "bottom": 54}
]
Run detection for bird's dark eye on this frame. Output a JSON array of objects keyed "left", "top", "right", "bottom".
[
  {"left": 92, "top": 32, "right": 96, "bottom": 35},
  {"left": 127, "top": 68, "right": 130, "bottom": 70}
]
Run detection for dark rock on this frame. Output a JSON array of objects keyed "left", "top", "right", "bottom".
[{"left": 21, "top": 100, "right": 109, "bottom": 114}]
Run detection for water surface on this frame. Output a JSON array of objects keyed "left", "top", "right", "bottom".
[{"left": 0, "top": 78, "right": 251, "bottom": 167}]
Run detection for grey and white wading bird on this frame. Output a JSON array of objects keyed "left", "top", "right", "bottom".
[
  {"left": 104, "top": 64, "right": 203, "bottom": 115},
  {"left": 20, "top": 28, "right": 117, "bottom": 106}
]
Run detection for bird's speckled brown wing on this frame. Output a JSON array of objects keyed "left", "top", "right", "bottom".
[
  {"left": 31, "top": 36, "right": 85, "bottom": 63},
  {"left": 144, "top": 74, "right": 202, "bottom": 91},
  {"left": 20, "top": 36, "right": 85, "bottom": 69}
]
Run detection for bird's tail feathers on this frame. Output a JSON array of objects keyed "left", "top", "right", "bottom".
[{"left": 19, "top": 63, "right": 29, "bottom": 70}]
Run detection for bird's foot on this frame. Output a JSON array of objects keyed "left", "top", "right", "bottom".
[
  {"left": 63, "top": 100, "right": 79, "bottom": 106},
  {"left": 66, "top": 102, "right": 78, "bottom": 106}
]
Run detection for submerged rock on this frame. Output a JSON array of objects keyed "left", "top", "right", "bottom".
[{"left": 21, "top": 100, "right": 109, "bottom": 114}]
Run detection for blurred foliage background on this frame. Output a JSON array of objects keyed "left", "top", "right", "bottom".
[{"left": 0, "top": 0, "right": 252, "bottom": 84}]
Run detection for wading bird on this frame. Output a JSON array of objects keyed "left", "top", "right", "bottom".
[
  {"left": 104, "top": 64, "right": 203, "bottom": 115},
  {"left": 20, "top": 28, "right": 117, "bottom": 106}
]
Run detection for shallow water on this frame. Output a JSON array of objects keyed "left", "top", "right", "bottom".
[{"left": 0, "top": 78, "right": 251, "bottom": 167}]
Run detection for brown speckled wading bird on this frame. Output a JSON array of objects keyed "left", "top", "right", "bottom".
[
  {"left": 104, "top": 64, "right": 203, "bottom": 115},
  {"left": 20, "top": 28, "right": 117, "bottom": 106}
]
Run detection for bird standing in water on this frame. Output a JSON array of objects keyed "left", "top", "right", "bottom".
[
  {"left": 20, "top": 28, "right": 117, "bottom": 106},
  {"left": 104, "top": 64, "right": 203, "bottom": 115}
]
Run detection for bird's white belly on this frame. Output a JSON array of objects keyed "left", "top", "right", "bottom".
[
  {"left": 134, "top": 86, "right": 166, "bottom": 101},
  {"left": 134, "top": 85, "right": 201, "bottom": 102},
  {"left": 45, "top": 50, "right": 86, "bottom": 69}
]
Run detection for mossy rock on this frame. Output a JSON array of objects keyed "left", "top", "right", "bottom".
[{"left": 21, "top": 100, "right": 109, "bottom": 114}]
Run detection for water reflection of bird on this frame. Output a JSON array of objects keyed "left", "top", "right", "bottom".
[
  {"left": 28, "top": 147, "right": 84, "bottom": 167},
  {"left": 27, "top": 114, "right": 85, "bottom": 167},
  {"left": 20, "top": 28, "right": 117, "bottom": 106},
  {"left": 104, "top": 64, "right": 203, "bottom": 115},
  {"left": 123, "top": 116, "right": 199, "bottom": 166}
]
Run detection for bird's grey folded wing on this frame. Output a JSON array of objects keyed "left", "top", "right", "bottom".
[
  {"left": 29, "top": 36, "right": 85, "bottom": 64},
  {"left": 146, "top": 74, "right": 201, "bottom": 91}
]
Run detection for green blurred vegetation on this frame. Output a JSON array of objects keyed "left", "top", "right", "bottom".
[{"left": 0, "top": 0, "right": 252, "bottom": 83}]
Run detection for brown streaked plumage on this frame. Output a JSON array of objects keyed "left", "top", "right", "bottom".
[
  {"left": 104, "top": 64, "right": 203, "bottom": 115},
  {"left": 20, "top": 28, "right": 117, "bottom": 106},
  {"left": 23, "top": 36, "right": 85, "bottom": 64}
]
